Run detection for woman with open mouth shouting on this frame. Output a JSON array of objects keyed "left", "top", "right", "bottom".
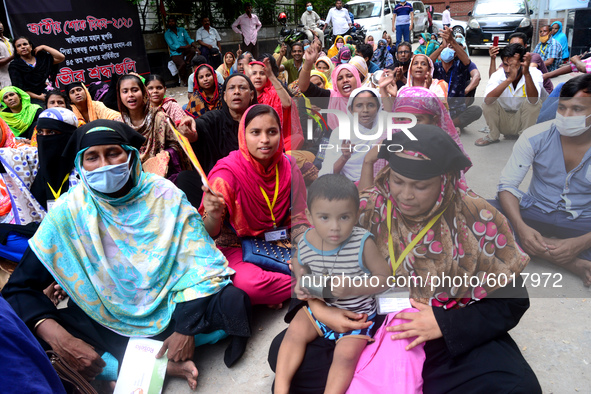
[
  {"left": 117, "top": 74, "right": 191, "bottom": 180},
  {"left": 245, "top": 57, "right": 303, "bottom": 151},
  {"left": 399, "top": 54, "right": 448, "bottom": 104},
  {"left": 299, "top": 38, "right": 362, "bottom": 131}
]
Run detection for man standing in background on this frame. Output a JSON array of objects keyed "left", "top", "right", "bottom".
[
  {"left": 324, "top": 0, "right": 352, "bottom": 37},
  {"left": 232, "top": 3, "right": 262, "bottom": 58},
  {"left": 442, "top": 5, "right": 451, "bottom": 28},
  {"left": 392, "top": 0, "right": 414, "bottom": 49}
]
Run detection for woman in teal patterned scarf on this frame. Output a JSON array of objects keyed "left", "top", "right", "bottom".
[{"left": 2, "top": 119, "right": 251, "bottom": 390}]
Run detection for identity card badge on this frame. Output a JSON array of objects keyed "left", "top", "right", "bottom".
[
  {"left": 264, "top": 227, "right": 289, "bottom": 242},
  {"left": 376, "top": 287, "right": 412, "bottom": 315}
]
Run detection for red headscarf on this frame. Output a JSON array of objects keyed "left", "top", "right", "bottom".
[
  {"left": 201, "top": 104, "right": 308, "bottom": 237},
  {"left": 249, "top": 61, "right": 304, "bottom": 150}
]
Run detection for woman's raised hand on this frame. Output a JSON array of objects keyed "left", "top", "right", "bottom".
[
  {"left": 379, "top": 69, "right": 395, "bottom": 89},
  {"left": 305, "top": 40, "right": 321, "bottom": 66},
  {"left": 262, "top": 57, "right": 274, "bottom": 79},
  {"left": 202, "top": 185, "right": 225, "bottom": 221},
  {"left": 340, "top": 139, "right": 354, "bottom": 160}
]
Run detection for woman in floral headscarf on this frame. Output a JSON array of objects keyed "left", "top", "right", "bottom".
[
  {"left": 331, "top": 45, "right": 352, "bottom": 66},
  {"left": 186, "top": 64, "right": 223, "bottom": 119},
  {"left": 268, "top": 125, "right": 540, "bottom": 394}
]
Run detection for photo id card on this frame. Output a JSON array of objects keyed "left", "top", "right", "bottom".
[
  {"left": 264, "top": 227, "right": 288, "bottom": 242},
  {"left": 46, "top": 200, "right": 56, "bottom": 213},
  {"left": 376, "top": 287, "right": 412, "bottom": 315}
]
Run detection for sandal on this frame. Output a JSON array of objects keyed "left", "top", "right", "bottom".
[{"left": 475, "top": 136, "right": 500, "bottom": 146}]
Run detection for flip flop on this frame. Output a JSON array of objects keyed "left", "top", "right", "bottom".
[{"left": 475, "top": 137, "right": 500, "bottom": 147}]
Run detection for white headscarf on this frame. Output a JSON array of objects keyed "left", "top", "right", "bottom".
[{"left": 319, "top": 87, "right": 386, "bottom": 181}]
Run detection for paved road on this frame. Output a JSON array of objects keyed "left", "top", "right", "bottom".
[{"left": 150, "top": 51, "right": 590, "bottom": 394}]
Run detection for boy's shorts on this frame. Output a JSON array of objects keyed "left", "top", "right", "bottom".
[{"left": 305, "top": 306, "right": 376, "bottom": 343}]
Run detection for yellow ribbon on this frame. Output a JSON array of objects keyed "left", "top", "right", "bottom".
[
  {"left": 259, "top": 165, "right": 279, "bottom": 229},
  {"left": 47, "top": 173, "right": 70, "bottom": 200},
  {"left": 387, "top": 199, "right": 447, "bottom": 276}
]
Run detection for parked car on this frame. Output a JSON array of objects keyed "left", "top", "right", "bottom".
[
  {"left": 431, "top": 12, "right": 467, "bottom": 37},
  {"left": 465, "top": 0, "right": 533, "bottom": 55},
  {"left": 346, "top": 0, "right": 428, "bottom": 44}
]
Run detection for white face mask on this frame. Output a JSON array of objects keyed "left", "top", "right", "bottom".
[{"left": 554, "top": 112, "right": 591, "bottom": 137}]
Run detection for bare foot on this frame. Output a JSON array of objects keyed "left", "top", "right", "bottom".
[
  {"left": 267, "top": 303, "right": 283, "bottom": 310},
  {"left": 167, "top": 360, "right": 198, "bottom": 390},
  {"left": 564, "top": 258, "right": 591, "bottom": 287}
]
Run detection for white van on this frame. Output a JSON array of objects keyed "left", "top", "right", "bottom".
[{"left": 347, "top": 0, "right": 428, "bottom": 44}]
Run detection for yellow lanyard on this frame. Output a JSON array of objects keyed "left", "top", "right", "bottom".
[
  {"left": 509, "top": 83, "right": 526, "bottom": 98},
  {"left": 2, "top": 38, "right": 12, "bottom": 56},
  {"left": 47, "top": 174, "right": 70, "bottom": 200},
  {"left": 259, "top": 165, "right": 279, "bottom": 229},
  {"left": 387, "top": 199, "right": 446, "bottom": 276},
  {"left": 540, "top": 43, "right": 547, "bottom": 56}
]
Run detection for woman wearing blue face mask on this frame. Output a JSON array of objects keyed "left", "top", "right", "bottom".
[{"left": 2, "top": 119, "right": 252, "bottom": 390}]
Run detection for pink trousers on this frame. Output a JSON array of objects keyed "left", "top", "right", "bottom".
[{"left": 220, "top": 246, "right": 292, "bottom": 305}]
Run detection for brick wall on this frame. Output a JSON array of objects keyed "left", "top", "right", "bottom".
[{"left": 427, "top": 0, "right": 475, "bottom": 21}]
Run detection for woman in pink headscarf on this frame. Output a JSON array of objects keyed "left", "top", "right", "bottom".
[
  {"left": 199, "top": 104, "right": 309, "bottom": 307},
  {"left": 298, "top": 41, "right": 363, "bottom": 130},
  {"left": 358, "top": 86, "right": 469, "bottom": 190}
]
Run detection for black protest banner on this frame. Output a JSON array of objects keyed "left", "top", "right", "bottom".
[{"left": 5, "top": 0, "right": 149, "bottom": 88}]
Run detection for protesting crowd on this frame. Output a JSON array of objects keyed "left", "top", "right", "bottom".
[{"left": 0, "top": 1, "right": 590, "bottom": 393}]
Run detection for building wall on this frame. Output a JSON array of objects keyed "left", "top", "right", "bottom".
[{"left": 427, "top": 0, "right": 475, "bottom": 20}]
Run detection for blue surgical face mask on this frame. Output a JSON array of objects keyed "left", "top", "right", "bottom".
[
  {"left": 441, "top": 47, "right": 455, "bottom": 63},
  {"left": 81, "top": 152, "right": 132, "bottom": 194},
  {"left": 304, "top": 45, "right": 310, "bottom": 51},
  {"left": 341, "top": 59, "right": 348, "bottom": 64},
  {"left": 307, "top": 6, "right": 313, "bottom": 11}
]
